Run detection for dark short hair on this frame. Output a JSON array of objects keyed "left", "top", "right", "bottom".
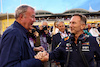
[{"left": 72, "top": 14, "right": 87, "bottom": 25}]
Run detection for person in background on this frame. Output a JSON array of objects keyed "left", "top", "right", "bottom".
[
  {"left": 52, "top": 21, "right": 69, "bottom": 51},
  {"left": 28, "top": 25, "right": 44, "bottom": 52},
  {"left": 89, "top": 23, "right": 100, "bottom": 37},
  {"left": 87, "top": 24, "right": 91, "bottom": 32},
  {"left": 83, "top": 24, "right": 92, "bottom": 36},
  {"left": 97, "top": 23, "right": 100, "bottom": 32},
  {"left": 39, "top": 21, "right": 52, "bottom": 51},
  {"left": 39, "top": 21, "right": 52, "bottom": 67},
  {"left": 51, "top": 21, "right": 69, "bottom": 67},
  {"left": 52, "top": 21, "right": 59, "bottom": 36},
  {"left": 0, "top": 5, "right": 46, "bottom": 67}
]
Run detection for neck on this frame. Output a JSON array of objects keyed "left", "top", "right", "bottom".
[
  {"left": 74, "top": 31, "right": 83, "bottom": 44},
  {"left": 60, "top": 31, "right": 64, "bottom": 33}
]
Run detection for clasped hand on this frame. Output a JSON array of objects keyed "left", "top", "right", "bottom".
[{"left": 34, "top": 51, "right": 49, "bottom": 62}]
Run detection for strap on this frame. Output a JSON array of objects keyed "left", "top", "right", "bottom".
[
  {"left": 64, "top": 44, "right": 70, "bottom": 67},
  {"left": 78, "top": 41, "right": 89, "bottom": 67}
]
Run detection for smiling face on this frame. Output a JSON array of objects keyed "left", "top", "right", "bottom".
[
  {"left": 69, "top": 16, "right": 85, "bottom": 35},
  {"left": 57, "top": 22, "right": 65, "bottom": 33},
  {"left": 20, "top": 7, "right": 36, "bottom": 30}
]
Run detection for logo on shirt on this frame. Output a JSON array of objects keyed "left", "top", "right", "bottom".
[
  {"left": 64, "top": 36, "right": 69, "bottom": 41},
  {"left": 66, "top": 43, "right": 72, "bottom": 52},
  {"left": 82, "top": 42, "right": 90, "bottom": 51}
]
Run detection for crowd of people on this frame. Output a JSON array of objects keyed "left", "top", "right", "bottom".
[{"left": 0, "top": 5, "right": 100, "bottom": 67}]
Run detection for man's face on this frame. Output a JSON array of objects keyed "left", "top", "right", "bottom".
[
  {"left": 87, "top": 24, "right": 91, "bottom": 29},
  {"left": 69, "top": 16, "right": 85, "bottom": 34},
  {"left": 42, "top": 22, "right": 48, "bottom": 27},
  {"left": 91, "top": 24, "right": 96, "bottom": 28},
  {"left": 57, "top": 22, "right": 65, "bottom": 32},
  {"left": 98, "top": 23, "right": 100, "bottom": 27},
  {"left": 21, "top": 7, "right": 36, "bottom": 30}
]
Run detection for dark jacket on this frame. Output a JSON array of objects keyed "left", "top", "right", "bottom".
[
  {"left": 50, "top": 34, "right": 100, "bottom": 67},
  {"left": 0, "top": 21, "right": 43, "bottom": 67},
  {"left": 52, "top": 33, "right": 61, "bottom": 51}
]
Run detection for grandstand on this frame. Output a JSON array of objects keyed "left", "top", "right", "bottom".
[{"left": 0, "top": 8, "right": 100, "bottom": 34}]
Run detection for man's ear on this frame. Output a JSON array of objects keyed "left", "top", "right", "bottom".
[
  {"left": 19, "top": 14, "right": 24, "bottom": 20},
  {"left": 81, "top": 24, "right": 86, "bottom": 30}
]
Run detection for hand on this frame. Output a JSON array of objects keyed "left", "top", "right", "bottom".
[
  {"left": 34, "top": 51, "right": 49, "bottom": 62},
  {"left": 33, "top": 46, "right": 45, "bottom": 51}
]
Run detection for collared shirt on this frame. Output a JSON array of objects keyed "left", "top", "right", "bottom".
[
  {"left": 29, "top": 37, "right": 35, "bottom": 48},
  {"left": 59, "top": 31, "right": 68, "bottom": 39},
  {"left": 89, "top": 28, "right": 100, "bottom": 37}
]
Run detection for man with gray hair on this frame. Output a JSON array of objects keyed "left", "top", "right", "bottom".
[
  {"left": 52, "top": 21, "right": 69, "bottom": 51},
  {"left": 39, "top": 21, "right": 51, "bottom": 51},
  {"left": 0, "top": 5, "right": 46, "bottom": 67}
]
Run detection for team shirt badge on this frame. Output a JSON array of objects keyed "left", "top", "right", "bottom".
[{"left": 82, "top": 42, "right": 90, "bottom": 51}]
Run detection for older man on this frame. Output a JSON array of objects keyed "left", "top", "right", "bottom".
[
  {"left": 39, "top": 21, "right": 51, "bottom": 51},
  {"left": 52, "top": 21, "right": 69, "bottom": 50},
  {"left": 0, "top": 5, "right": 45, "bottom": 67}
]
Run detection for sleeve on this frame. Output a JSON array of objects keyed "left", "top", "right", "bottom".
[
  {"left": 49, "top": 47, "right": 62, "bottom": 61},
  {"left": 52, "top": 35, "right": 56, "bottom": 51},
  {"left": 49, "top": 39, "right": 66, "bottom": 61},
  {"left": 0, "top": 31, "right": 43, "bottom": 67},
  {"left": 93, "top": 37, "right": 100, "bottom": 67}
]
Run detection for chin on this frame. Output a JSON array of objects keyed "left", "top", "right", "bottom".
[{"left": 70, "top": 31, "right": 75, "bottom": 34}]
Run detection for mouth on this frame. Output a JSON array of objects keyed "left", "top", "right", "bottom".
[{"left": 31, "top": 23, "right": 33, "bottom": 26}]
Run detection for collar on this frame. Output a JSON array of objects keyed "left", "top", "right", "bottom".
[
  {"left": 14, "top": 21, "right": 28, "bottom": 35},
  {"left": 59, "top": 31, "right": 66, "bottom": 34},
  {"left": 78, "top": 34, "right": 85, "bottom": 38}
]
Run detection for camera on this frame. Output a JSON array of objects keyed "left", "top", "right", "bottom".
[
  {"left": 42, "top": 26, "right": 49, "bottom": 30},
  {"left": 32, "top": 29, "right": 36, "bottom": 33}
]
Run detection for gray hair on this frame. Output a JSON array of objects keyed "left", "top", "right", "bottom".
[
  {"left": 56, "top": 21, "right": 65, "bottom": 26},
  {"left": 15, "top": 4, "right": 34, "bottom": 19},
  {"left": 41, "top": 20, "right": 48, "bottom": 25}
]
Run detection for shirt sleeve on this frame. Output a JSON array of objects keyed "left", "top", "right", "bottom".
[{"left": 49, "top": 39, "right": 66, "bottom": 61}]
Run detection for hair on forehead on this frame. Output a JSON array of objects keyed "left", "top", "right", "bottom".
[
  {"left": 72, "top": 14, "right": 87, "bottom": 25},
  {"left": 15, "top": 4, "right": 34, "bottom": 10},
  {"left": 56, "top": 21, "right": 64, "bottom": 26},
  {"left": 41, "top": 20, "right": 48, "bottom": 25},
  {"left": 15, "top": 4, "right": 34, "bottom": 19}
]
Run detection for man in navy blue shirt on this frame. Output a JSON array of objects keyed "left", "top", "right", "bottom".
[
  {"left": 0, "top": 5, "right": 46, "bottom": 67},
  {"left": 35, "top": 14, "right": 100, "bottom": 67}
]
